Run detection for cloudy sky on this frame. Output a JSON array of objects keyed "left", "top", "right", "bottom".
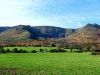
[{"left": 0, "top": 0, "right": 100, "bottom": 28}]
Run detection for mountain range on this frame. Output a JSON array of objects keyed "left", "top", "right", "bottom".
[
  {"left": 0, "top": 25, "right": 75, "bottom": 41},
  {"left": 0, "top": 23, "right": 100, "bottom": 44}
]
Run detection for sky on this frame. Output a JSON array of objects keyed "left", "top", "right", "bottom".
[{"left": 0, "top": 0, "right": 100, "bottom": 28}]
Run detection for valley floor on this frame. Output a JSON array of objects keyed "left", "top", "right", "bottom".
[{"left": 0, "top": 53, "right": 100, "bottom": 75}]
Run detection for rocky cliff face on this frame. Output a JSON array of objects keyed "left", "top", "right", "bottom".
[{"left": 0, "top": 25, "right": 76, "bottom": 41}]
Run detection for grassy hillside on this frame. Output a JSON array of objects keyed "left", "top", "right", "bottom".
[{"left": 0, "top": 53, "right": 100, "bottom": 75}]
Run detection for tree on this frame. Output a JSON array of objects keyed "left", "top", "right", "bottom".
[
  {"left": 69, "top": 43, "right": 74, "bottom": 52},
  {"left": 12, "top": 48, "right": 18, "bottom": 53},
  {"left": 0, "top": 47, "right": 5, "bottom": 53},
  {"left": 91, "top": 45, "right": 97, "bottom": 55},
  {"left": 40, "top": 49, "right": 44, "bottom": 53}
]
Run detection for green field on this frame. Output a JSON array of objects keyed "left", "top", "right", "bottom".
[
  {"left": 4, "top": 47, "right": 58, "bottom": 52},
  {"left": 0, "top": 53, "right": 100, "bottom": 75}
]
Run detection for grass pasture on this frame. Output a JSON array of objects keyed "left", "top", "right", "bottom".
[
  {"left": 4, "top": 47, "right": 57, "bottom": 52},
  {"left": 0, "top": 53, "right": 100, "bottom": 75}
]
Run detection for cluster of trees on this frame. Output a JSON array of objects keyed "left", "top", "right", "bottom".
[
  {"left": 0, "top": 46, "right": 98, "bottom": 55},
  {"left": 0, "top": 47, "right": 67, "bottom": 53},
  {"left": 65, "top": 43, "right": 98, "bottom": 55},
  {"left": 0, "top": 47, "right": 28, "bottom": 53}
]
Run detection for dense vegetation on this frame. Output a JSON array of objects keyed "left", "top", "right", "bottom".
[
  {"left": 3, "top": 47, "right": 76, "bottom": 53},
  {"left": 0, "top": 46, "right": 95, "bottom": 55}
]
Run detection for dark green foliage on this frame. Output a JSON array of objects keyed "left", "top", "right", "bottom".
[
  {"left": 12, "top": 48, "right": 18, "bottom": 53},
  {"left": 12, "top": 48, "right": 28, "bottom": 53},
  {"left": 0, "top": 47, "right": 5, "bottom": 53},
  {"left": 6, "top": 49, "right": 11, "bottom": 53},
  {"left": 31, "top": 50, "right": 37, "bottom": 53},
  {"left": 91, "top": 52, "right": 96, "bottom": 55},
  {"left": 40, "top": 49, "right": 44, "bottom": 52},
  {"left": 49, "top": 49, "right": 66, "bottom": 53},
  {"left": 18, "top": 49, "right": 28, "bottom": 53}
]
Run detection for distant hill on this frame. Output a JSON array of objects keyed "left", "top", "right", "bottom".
[
  {"left": 67, "top": 23, "right": 100, "bottom": 44},
  {"left": 0, "top": 27, "right": 10, "bottom": 33},
  {"left": 0, "top": 25, "right": 31, "bottom": 41},
  {"left": 0, "top": 25, "right": 76, "bottom": 41}
]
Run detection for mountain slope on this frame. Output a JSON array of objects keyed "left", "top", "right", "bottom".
[
  {"left": 0, "top": 27, "right": 10, "bottom": 33},
  {"left": 0, "top": 25, "right": 76, "bottom": 41},
  {"left": 67, "top": 23, "right": 100, "bottom": 44},
  {"left": 0, "top": 25, "right": 31, "bottom": 41}
]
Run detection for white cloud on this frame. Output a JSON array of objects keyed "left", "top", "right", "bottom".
[{"left": 0, "top": 0, "right": 100, "bottom": 28}]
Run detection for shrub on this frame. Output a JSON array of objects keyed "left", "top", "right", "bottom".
[
  {"left": 91, "top": 52, "right": 96, "bottom": 55},
  {"left": 31, "top": 50, "right": 37, "bottom": 53},
  {"left": 18, "top": 49, "right": 28, "bottom": 53},
  {"left": 22, "top": 50, "right": 28, "bottom": 53},
  {"left": 49, "top": 49, "right": 57, "bottom": 52},
  {"left": 40, "top": 49, "right": 44, "bottom": 52},
  {"left": 12, "top": 48, "right": 28, "bottom": 53},
  {"left": 49, "top": 49, "right": 66, "bottom": 53},
  {"left": 6, "top": 49, "right": 11, "bottom": 53},
  {"left": 12, "top": 48, "right": 18, "bottom": 53},
  {"left": 0, "top": 47, "right": 5, "bottom": 53},
  {"left": 58, "top": 49, "right": 66, "bottom": 52}
]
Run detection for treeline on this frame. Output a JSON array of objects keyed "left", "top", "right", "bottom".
[
  {"left": 0, "top": 46, "right": 91, "bottom": 54},
  {"left": 0, "top": 47, "right": 68, "bottom": 53},
  {"left": 0, "top": 46, "right": 98, "bottom": 55}
]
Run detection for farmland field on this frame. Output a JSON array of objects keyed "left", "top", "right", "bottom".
[
  {"left": 4, "top": 47, "right": 58, "bottom": 52},
  {"left": 0, "top": 53, "right": 100, "bottom": 75}
]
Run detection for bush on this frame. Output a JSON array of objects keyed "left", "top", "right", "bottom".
[
  {"left": 18, "top": 49, "right": 28, "bottom": 53},
  {"left": 12, "top": 48, "right": 18, "bottom": 53},
  {"left": 6, "top": 49, "right": 11, "bottom": 53},
  {"left": 31, "top": 50, "right": 37, "bottom": 53},
  {"left": 91, "top": 52, "right": 96, "bottom": 55},
  {"left": 0, "top": 49, "right": 5, "bottom": 53},
  {"left": 58, "top": 49, "right": 66, "bottom": 52},
  {"left": 22, "top": 50, "right": 28, "bottom": 53},
  {"left": 49, "top": 49, "right": 57, "bottom": 52},
  {"left": 12, "top": 48, "right": 28, "bottom": 53},
  {"left": 49, "top": 49, "right": 66, "bottom": 53},
  {"left": 0, "top": 47, "right": 5, "bottom": 53},
  {"left": 40, "top": 49, "right": 44, "bottom": 52}
]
